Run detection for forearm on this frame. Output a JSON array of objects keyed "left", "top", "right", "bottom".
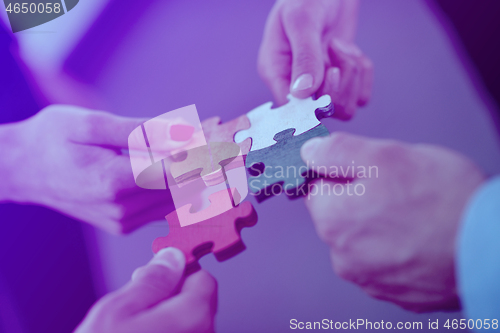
[{"left": 0, "top": 121, "right": 27, "bottom": 202}]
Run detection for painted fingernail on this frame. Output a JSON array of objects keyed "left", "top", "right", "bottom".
[
  {"left": 301, "top": 137, "right": 324, "bottom": 161},
  {"left": 170, "top": 124, "right": 194, "bottom": 142},
  {"left": 292, "top": 73, "right": 313, "bottom": 92},
  {"left": 330, "top": 67, "right": 340, "bottom": 92},
  {"left": 150, "top": 247, "right": 185, "bottom": 270}
]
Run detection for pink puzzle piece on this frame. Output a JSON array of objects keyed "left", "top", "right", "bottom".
[
  {"left": 152, "top": 189, "right": 258, "bottom": 274},
  {"left": 176, "top": 187, "right": 241, "bottom": 227},
  {"left": 169, "top": 168, "right": 249, "bottom": 225}
]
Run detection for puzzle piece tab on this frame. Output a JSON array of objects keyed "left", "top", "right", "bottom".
[
  {"left": 234, "top": 94, "right": 332, "bottom": 152},
  {"left": 246, "top": 124, "right": 329, "bottom": 202},
  {"left": 152, "top": 189, "right": 258, "bottom": 274}
]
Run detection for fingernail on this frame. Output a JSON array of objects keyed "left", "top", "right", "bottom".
[
  {"left": 170, "top": 124, "right": 194, "bottom": 142},
  {"left": 301, "top": 137, "right": 324, "bottom": 161},
  {"left": 330, "top": 67, "right": 340, "bottom": 92},
  {"left": 150, "top": 247, "right": 185, "bottom": 271},
  {"left": 292, "top": 73, "right": 313, "bottom": 92}
]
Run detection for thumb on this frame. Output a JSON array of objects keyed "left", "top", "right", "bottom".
[
  {"left": 284, "top": 15, "right": 324, "bottom": 99},
  {"left": 111, "top": 248, "right": 186, "bottom": 316},
  {"left": 301, "top": 132, "right": 375, "bottom": 176}
]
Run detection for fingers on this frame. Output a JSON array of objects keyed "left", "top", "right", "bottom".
[
  {"left": 75, "top": 248, "right": 187, "bottom": 333},
  {"left": 94, "top": 151, "right": 174, "bottom": 233},
  {"left": 320, "top": 67, "right": 341, "bottom": 101},
  {"left": 257, "top": 7, "right": 293, "bottom": 106},
  {"left": 55, "top": 105, "right": 195, "bottom": 150},
  {"left": 257, "top": 0, "right": 372, "bottom": 113},
  {"left": 301, "top": 132, "right": 377, "bottom": 173},
  {"left": 270, "top": 77, "right": 293, "bottom": 107},
  {"left": 119, "top": 195, "right": 174, "bottom": 233},
  {"left": 178, "top": 269, "right": 218, "bottom": 319},
  {"left": 304, "top": 175, "right": 397, "bottom": 292},
  {"left": 319, "top": 39, "right": 373, "bottom": 120},
  {"left": 105, "top": 248, "right": 186, "bottom": 317},
  {"left": 36, "top": 105, "right": 146, "bottom": 148},
  {"left": 135, "top": 270, "right": 218, "bottom": 333},
  {"left": 304, "top": 178, "right": 372, "bottom": 246},
  {"left": 357, "top": 55, "right": 374, "bottom": 106},
  {"left": 282, "top": 8, "right": 325, "bottom": 99},
  {"left": 301, "top": 132, "right": 382, "bottom": 247}
]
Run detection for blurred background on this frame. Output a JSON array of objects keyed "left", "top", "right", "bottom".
[{"left": 1, "top": 0, "right": 500, "bottom": 332}]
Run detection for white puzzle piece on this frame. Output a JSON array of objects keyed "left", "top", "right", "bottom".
[{"left": 234, "top": 94, "right": 332, "bottom": 151}]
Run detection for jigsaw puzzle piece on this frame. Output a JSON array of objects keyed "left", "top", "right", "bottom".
[
  {"left": 169, "top": 166, "right": 249, "bottom": 217},
  {"left": 152, "top": 189, "right": 258, "bottom": 274},
  {"left": 202, "top": 115, "right": 252, "bottom": 156},
  {"left": 246, "top": 124, "right": 329, "bottom": 202},
  {"left": 177, "top": 187, "right": 241, "bottom": 227},
  {"left": 200, "top": 115, "right": 252, "bottom": 181},
  {"left": 234, "top": 94, "right": 332, "bottom": 152},
  {"left": 169, "top": 177, "right": 226, "bottom": 221},
  {"left": 168, "top": 142, "right": 242, "bottom": 186}
]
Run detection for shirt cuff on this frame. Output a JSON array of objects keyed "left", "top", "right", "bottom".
[{"left": 457, "top": 176, "right": 500, "bottom": 320}]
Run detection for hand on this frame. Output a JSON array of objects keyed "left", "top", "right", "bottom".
[
  {"left": 301, "top": 133, "right": 485, "bottom": 312},
  {"left": 75, "top": 247, "right": 218, "bottom": 333},
  {"left": 2, "top": 105, "right": 190, "bottom": 234},
  {"left": 258, "top": 0, "right": 373, "bottom": 119}
]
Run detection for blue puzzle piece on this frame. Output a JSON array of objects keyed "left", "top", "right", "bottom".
[{"left": 245, "top": 124, "right": 329, "bottom": 202}]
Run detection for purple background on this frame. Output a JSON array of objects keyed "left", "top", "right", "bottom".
[{"left": 4, "top": 0, "right": 500, "bottom": 332}]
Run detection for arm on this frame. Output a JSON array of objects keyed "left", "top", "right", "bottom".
[
  {"left": 0, "top": 122, "right": 25, "bottom": 202},
  {"left": 0, "top": 105, "right": 187, "bottom": 234}
]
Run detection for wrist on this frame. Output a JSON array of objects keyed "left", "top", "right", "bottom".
[{"left": 0, "top": 121, "right": 29, "bottom": 203}]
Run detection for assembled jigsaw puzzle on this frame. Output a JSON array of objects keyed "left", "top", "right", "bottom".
[{"left": 144, "top": 94, "right": 333, "bottom": 274}]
